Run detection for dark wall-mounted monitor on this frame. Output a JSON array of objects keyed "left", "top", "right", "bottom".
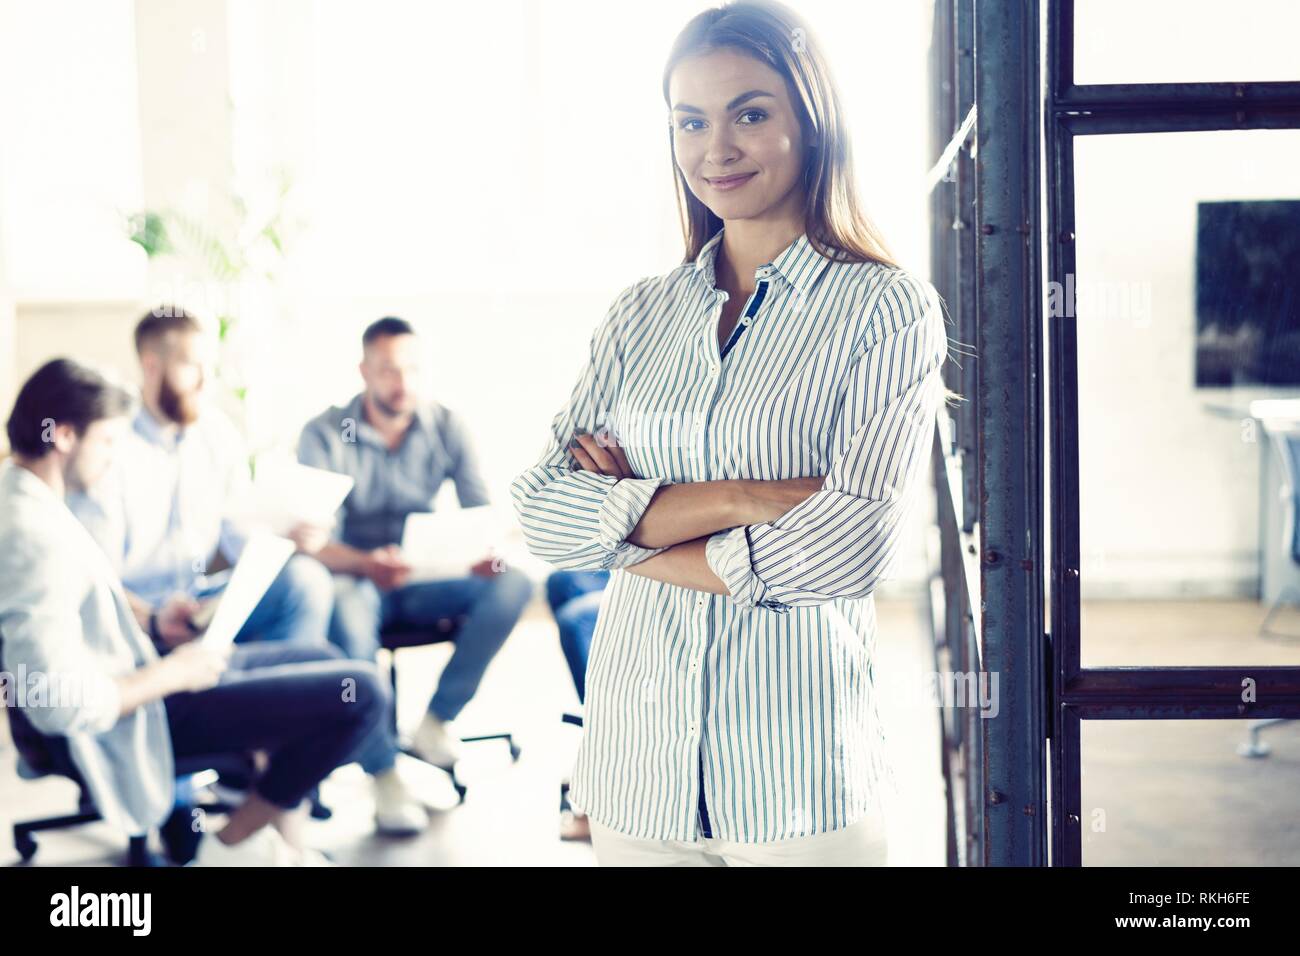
[{"left": 1195, "top": 199, "right": 1300, "bottom": 387}]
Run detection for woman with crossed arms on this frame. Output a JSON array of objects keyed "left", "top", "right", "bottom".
[{"left": 511, "top": 0, "right": 949, "bottom": 866}]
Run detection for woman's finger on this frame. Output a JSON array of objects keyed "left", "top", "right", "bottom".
[
  {"left": 575, "top": 433, "right": 623, "bottom": 477},
  {"left": 592, "top": 427, "right": 635, "bottom": 479},
  {"left": 606, "top": 438, "right": 636, "bottom": 478},
  {"left": 569, "top": 440, "right": 600, "bottom": 473}
]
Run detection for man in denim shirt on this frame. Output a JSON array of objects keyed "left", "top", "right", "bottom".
[{"left": 298, "top": 317, "right": 533, "bottom": 834}]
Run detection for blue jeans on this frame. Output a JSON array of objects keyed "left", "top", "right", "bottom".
[
  {"left": 233, "top": 554, "right": 334, "bottom": 647},
  {"left": 330, "top": 568, "right": 534, "bottom": 775},
  {"left": 545, "top": 570, "right": 609, "bottom": 704}
]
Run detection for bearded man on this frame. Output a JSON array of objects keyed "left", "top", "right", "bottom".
[{"left": 66, "top": 307, "right": 334, "bottom": 653}]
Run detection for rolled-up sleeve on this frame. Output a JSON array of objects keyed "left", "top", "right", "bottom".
[
  {"left": 0, "top": 538, "right": 122, "bottom": 736},
  {"left": 511, "top": 281, "right": 670, "bottom": 571},
  {"left": 705, "top": 271, "right": 948, "bottom": 611}
]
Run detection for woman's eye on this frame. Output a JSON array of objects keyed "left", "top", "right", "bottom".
[
  {"left": 677, "top": 118, "right": 704, "bottom": 132},
  {"left": 738, "top": 109, "right": 767, "bottom": 124}
]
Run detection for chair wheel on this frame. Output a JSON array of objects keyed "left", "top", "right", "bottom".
[
  {"left": 160, "top": 806, "right": 204, "bottom": 865},
  {"left": 509, "top": 741, "right": 522, "bottom": 762},
  {"left": 15, "top": 832, "right": 37, "bottom": 862}
]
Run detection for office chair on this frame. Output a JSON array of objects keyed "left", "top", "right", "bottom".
[
  {"left": 1240, "top": 428, "right": 1300, "bottom": 757},
  {"left": 380, "top": 614, "right": 521, "bottom": 803},
  {"left": 6, "top": 702, "right": 248, "bottom": 866}
]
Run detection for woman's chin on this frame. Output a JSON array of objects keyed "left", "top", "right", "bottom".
[{"left": 706, "top": 199, "right": 765, "bottom": 222}]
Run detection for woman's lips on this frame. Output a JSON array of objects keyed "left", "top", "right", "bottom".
[{"left": 707, "top": 172, "right": 756, "bottom": 191}]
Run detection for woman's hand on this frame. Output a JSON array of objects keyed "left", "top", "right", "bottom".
[{"left": 569, "top": 427, "right": 638, "bottom": 479}]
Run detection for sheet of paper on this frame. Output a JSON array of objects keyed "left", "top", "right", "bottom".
[
  {"left": 231, "top": 458, "right": 354, "bottom": 535},
  {"left": 400, "top": 505, "right": 515, "bottom": 582},
  {"left": 201, "top": 532, "right": 297, "bottom": 648}
]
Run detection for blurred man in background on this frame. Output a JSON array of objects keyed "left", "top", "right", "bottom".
[
  {"left": 298, "top": 317, "right": 533, "bottom": 832},
  {"left": 67, "top": 308, "right": 334, "bottom": 654}
]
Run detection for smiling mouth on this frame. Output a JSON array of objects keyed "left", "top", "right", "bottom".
[{"left": 706, "top": 172, "right": 757, "bottom": 188}]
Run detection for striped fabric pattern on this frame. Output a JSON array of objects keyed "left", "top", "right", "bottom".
[{"left": 510, "top": 226, "right": 948, "bottom": 842}]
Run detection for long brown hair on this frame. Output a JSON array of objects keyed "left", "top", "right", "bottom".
[{"left": 661, "top": 0, "right": 897, "bottom": 268}]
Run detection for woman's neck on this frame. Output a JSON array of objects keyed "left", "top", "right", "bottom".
[{"left": 717, "top": 208, "right": 805, "bottom": 293}]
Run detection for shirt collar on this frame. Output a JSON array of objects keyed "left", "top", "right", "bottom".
[
  {"left": 693, "top": 225, "right": 833, "bottom": 298},
  {"left": 133, "top": 405, "right": 185, "bottom": 448},
  {"left": 346, "top": 392, "right": 429, "bottom": 450}
]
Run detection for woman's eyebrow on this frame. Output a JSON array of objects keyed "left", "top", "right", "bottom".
[{"left": 671, "top": 90, "right": 775, "bottom": 114}]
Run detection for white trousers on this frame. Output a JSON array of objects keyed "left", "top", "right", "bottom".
[{"left": 589, "top": 810, "right": 889, "bottom": 867}]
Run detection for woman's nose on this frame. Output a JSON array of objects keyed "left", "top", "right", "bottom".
[{"left": 704, "top": 127, "right": 741, "bottom": 165}]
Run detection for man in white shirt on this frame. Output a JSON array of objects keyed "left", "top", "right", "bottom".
[
  {"left": 0, "top": 358, "right": 387, "bottom": 865},
  {"left": 67, "top": 307, "right": 334, "bottom": 652}
]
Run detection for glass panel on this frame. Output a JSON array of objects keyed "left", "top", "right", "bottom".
[
  {"left": 1082, "top": 719, "right": 1300, "bottom": 866},
  {"left": 1074, "top": 0, "right": 1300, "bottom": 85},
  {"left": 1072, "top": 129, "right": 1300, "bottom": 667}
]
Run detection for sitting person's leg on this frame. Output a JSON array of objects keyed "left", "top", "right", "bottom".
[
  {"left": 545, "top": 569, "right": 609, "bottom": 704},
  {"left": 166, "top": 641, "right": 387, "bottom": 864},
  {"left": 386, "top": 567, "right": 534, "bottom": 764},
  {"left": 233, "top": 554, "right": 334, "bottom": 646},
  {"left": 544, "top": 569, "right": 610, "bottom": 617},
  {"left": 327, "top": 573, "right": 385, "bottom": 661},
  {"left": 323, "top": 573, "right": 431, "bottom": 835},
  {"left": 555, "top": 588, "right": 605, "bottom": 705}
]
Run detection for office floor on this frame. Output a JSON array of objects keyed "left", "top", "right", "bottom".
[
  {"left": 1077, "top": 598, "right": 1300, "bottom": 866},
  {"left": 5, "top": 595, "right": 1293, "bottom": 866},
  {"left": 0, "top": 593, "right": 946, "bottom": 867}
]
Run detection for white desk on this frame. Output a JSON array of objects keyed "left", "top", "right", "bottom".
[{"left": 1248, "top": 400, "right": 1300, "bottom": 604}]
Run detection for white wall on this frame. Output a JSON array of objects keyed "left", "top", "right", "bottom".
[{"left": 1073, "top": 129, "right": 1300, "bottom": 598}]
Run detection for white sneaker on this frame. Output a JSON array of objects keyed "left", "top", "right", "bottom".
[
  {"left": 411, "top": 713, "right": 464, "bottom": 767},
  {"left": 372, "top": 767, "right": 431, "bottom": 835},
  {"left": 190, "top": 825, "right": 326, "bottom": 867}
]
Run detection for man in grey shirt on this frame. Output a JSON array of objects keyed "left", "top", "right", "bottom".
[{"left": 298, "top": 317, "right": 533, "bottom": 833}]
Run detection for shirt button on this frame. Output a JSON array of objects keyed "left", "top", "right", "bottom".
[{"left": 688, "top": 723, "right": 697, "bottom": 734}]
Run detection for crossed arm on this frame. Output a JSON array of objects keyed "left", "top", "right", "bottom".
[
  {"left": 565, "top": 430, "right": 823, "bottom": 595},
  {"left": 510, "top": 270, "right": 946, "bottom": 608}
]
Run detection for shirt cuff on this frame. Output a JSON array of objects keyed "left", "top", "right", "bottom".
[
  {"left": 705, "top": 526, "right": 791, "bottom": 613},
  {"left": 596, "top": 475, "right": 669, "bottom": 555}
]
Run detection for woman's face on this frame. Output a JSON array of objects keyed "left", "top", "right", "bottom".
[{"left": 668, "top": 48, "right": 806, "bottom": 225}]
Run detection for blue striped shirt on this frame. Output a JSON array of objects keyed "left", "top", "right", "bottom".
[{"left": 510, "top": 226, "right": 948, "bottom": 843}]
